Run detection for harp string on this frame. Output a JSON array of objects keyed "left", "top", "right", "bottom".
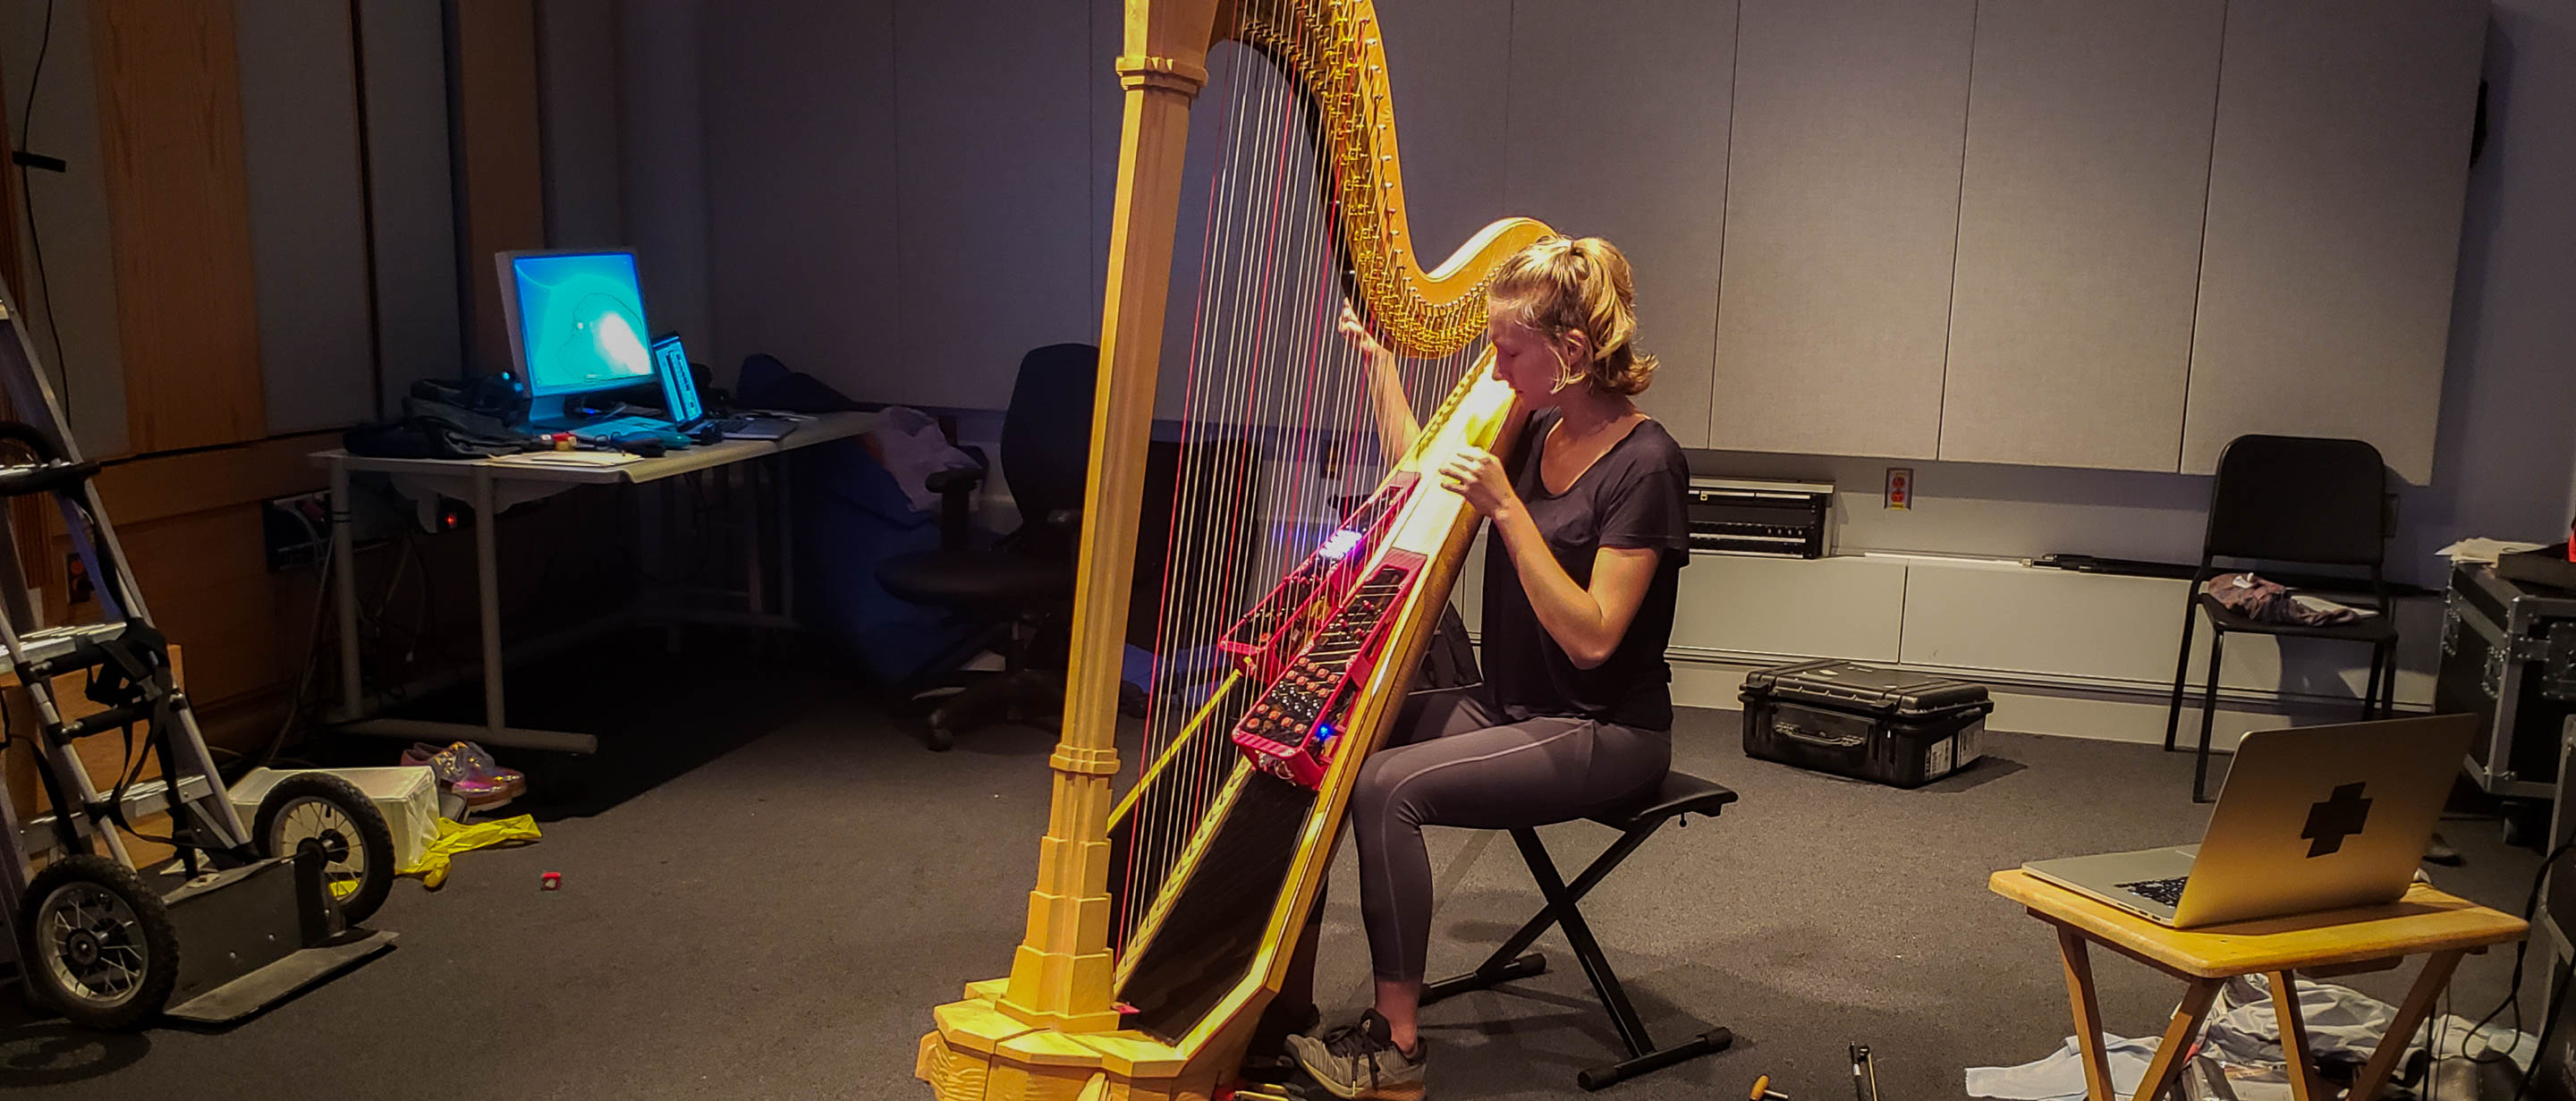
[{"left": 1114, "top": 0, "right": 1494, "bottom": 953}]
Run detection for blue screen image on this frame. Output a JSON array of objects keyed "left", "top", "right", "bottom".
[{"left": 511, "top": 252, "right": 654, "bottom": 395}]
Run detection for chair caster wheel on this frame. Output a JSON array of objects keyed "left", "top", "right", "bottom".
[{"left": 926, "top": 724, "right": 955, "bottom": 752}]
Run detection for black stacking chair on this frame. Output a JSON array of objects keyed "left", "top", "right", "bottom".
[
  {"left": 876, "top": 343, "right": 1096, "bottom": 750},
  {"left": 1421, "top": 772, "right": 1740, "bottom": 1091},
  {"left": 2161, "top": 435, "right": 2396, "bottom": 802}
]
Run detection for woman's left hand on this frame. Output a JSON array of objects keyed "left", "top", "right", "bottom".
[{"left": 1438, "top": 446, "right": 1516, "bottom": 517}]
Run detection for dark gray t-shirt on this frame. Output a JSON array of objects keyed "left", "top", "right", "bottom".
[{"left": 1479, "top": 409, "right": 1691, "bottom": 731}]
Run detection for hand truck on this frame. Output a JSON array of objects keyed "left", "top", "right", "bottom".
[{"left": 0, "top": 282, "right": 394, "bottom": 1028}]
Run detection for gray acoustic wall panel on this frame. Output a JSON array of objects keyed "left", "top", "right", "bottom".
[
  {"left": 1713, "top": 0, "right": 1977, "bottom": 459},
  {"left": 702, "top": 0, "right": 895, "bottom": 402},
  {"left": 1372, "top": 0, "right": 1512, "bottom": 280},
  {"left": 893, "top": 0, "right": 1093, "bottom": 410},
  {"left": 1504, "top": 0, "right": 1734, "bottom": 449},
  {"left": 2182, "top": 0, "right": 2484, "bottom": 482},
  {"left": 356, "top": 0, "right": 463, "bottom": 419},
  {"left": 1937, "top": 0, "right": 2223, "bottom": 471},
  {"left": 2, "top": 0, "right": 130, "bottom": 453},
  {"left": 539, "top": 0, "right": 624, "bottom": 251},
  {"left": 619, "top": 0, "right": 713, "bottom": 360},
  {"left": 238, "top": 0, "right": 377, "bottom": 433}
]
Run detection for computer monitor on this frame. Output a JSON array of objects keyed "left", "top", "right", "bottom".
[
  {"left": 653, "top": 333, "right": 703, "bottom": 425},
  {"left": 496, "top": 249, "right": 657, "bottom": 420}
]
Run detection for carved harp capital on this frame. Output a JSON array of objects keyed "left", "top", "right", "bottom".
[
  {"left": 1051, "top": 744, "right": 1125, "bottom": 776},
  {"left": 1116, "top": 54, "right": 1213, "bottom": 95}
]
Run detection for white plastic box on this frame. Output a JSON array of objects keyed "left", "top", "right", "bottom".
[{"left": 228, "top": 766, "right": 441, "bottom": 870}]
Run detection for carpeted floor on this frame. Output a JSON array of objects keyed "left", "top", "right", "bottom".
[{"left": 0, "top": 634, "right": 2550, "bottom": 1100}]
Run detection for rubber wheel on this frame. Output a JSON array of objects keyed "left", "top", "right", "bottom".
[
  {"left": 256, "top": 773, "right": 395, "bottom": 924},
  {"left": 16, "top": 855, "right": 180, "bottom": 1029}
]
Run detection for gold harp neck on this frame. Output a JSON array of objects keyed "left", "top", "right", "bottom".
[{"left": 1223, "top": 0, "right": 1553, "bottom": 359}]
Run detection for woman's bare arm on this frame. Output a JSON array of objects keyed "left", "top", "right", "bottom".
[{"left": 1344, "top": 304, "right": 1419, "bottom": 464}]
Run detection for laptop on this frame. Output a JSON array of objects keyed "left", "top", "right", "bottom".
[
  {"left": 652, "top": 335, "right": 798, "bottom": 442},
  {"left": 2022, "top": 715, "right": 2473, "bottom": 928}
]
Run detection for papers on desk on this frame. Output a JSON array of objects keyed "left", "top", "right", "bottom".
[
  {"left": 2436, "top": 538, "right": 2546, "bottom": 564},
  {"left": 488, "top": 451, "right": 643, "bottom": 469}
]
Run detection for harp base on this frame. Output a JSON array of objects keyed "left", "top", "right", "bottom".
[{"left": 919, "top": 978, "right": 1253, "bottom": 1101}]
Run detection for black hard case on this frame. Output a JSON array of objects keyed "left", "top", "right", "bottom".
[
  {"left": 2440, "top": 562, "right": 2576, "bottom": 800},
  {"left": 1739, "top": 660, "right": 1993, "bottom": 788}
]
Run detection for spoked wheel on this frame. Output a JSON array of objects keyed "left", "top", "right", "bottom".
[
  {"left": 255, "top": 773, "right": 395, "bottom": 924},
  {"left": 16, "top": 856, "right": 180, "bottom": 1029}
]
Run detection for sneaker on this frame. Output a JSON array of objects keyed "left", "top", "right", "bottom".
[{"left": 1285, "top": 1009, "right": 1426, "bottom": 1100}]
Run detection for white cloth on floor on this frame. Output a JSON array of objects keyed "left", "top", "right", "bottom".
[
  {"left": 1966, "top": 1034, "right": 2163, "bottom": 1100},
  {"left": 2204, "top": 975, "right": 2538, "bottom": 1071},
  {"left": 2203, "top": 974, "right": 2394, "bottom": 1067}
]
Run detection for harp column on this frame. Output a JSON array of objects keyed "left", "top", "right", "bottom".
[{"left": 995, "top": 0, "right": 1224, "bottom": 1034}]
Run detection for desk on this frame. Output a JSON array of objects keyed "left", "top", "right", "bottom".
[
  {"left": 312, "top": 412, "right": 870, "bottom": 754},
  {"left": 1990, "top": 869, "right": 2525, "bottom": 1101}
]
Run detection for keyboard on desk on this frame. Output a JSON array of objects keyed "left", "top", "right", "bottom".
[{"left": 561, "top": 416, "right": 673, "bottom": 441}]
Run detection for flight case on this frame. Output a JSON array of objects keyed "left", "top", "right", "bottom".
[{"left": 1740, "top": 660, "right": 1992, "bottom": 789}]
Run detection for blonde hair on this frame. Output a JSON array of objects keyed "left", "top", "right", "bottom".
[{"left": 1487, "top": 235, "right": 1657, "bottom": 396}]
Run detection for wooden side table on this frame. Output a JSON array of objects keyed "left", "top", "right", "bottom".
[{"left": 1990, "top": 869, "right": 2528, "bottom": 1101}]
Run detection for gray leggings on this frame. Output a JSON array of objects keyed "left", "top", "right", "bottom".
[{"left": 1349, "top": 684, "right": 1671, "bottom": 983}]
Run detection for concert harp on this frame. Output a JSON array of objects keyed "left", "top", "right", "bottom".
[{"left": 919, "top": 2, "right": 1551, "bottom": 1097}]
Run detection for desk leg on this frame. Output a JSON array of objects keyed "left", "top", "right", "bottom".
[
  {"left": 2057, "top": 927, "right": 2116, "bottom": 1101},
  {"left": 774, "top": 457, "right": 793, "bottom": 616},
  {"left": 2350, "top": 951, "right": 2462, "bottom": 1101},
  {"left": 2268, "top": 971, "right": 2321, "bottom": 1101},
  {"left": 473, "top": 467, "right": 504, "bottom": 732},
  {"left": 330, "top": 460, "right": 361, "bottom": 721},
  {"left": 2131, "top": 978, "right": 2221, "bottom": 1101},
  {"left": 741, "top": 463, "right": 763, "bottom": 615}
]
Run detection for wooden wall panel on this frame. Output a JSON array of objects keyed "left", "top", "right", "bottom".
[
  {"left": 89, "top": 0, "right": 266, "bottom": 453},
  {"left": 2181, "top": 0, "right": 2484, "bottom": 482},
  {"left": 1505, "top": 0, "right": 1734, "bottom": 449},
  {"left": 450, "top": 0, "right": 547, "bottom": 375},
  {"left": 1713, "top": 0, "right": 1977, "bottom": 459},
  {"left": 1938, "top": 0, "right": 2224, "bottom": 471}
]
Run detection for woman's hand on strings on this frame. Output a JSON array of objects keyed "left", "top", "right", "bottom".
[
  {"left": 1437, "top": 446, "right": 1516, "bottom": 518},
  {"left": 1339, "top": 303, "right": 1394, "bottom": 371}
]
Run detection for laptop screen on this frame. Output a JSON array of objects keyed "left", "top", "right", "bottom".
[{"left": 653, "top": 335, "right": 702, "bottom": 423}]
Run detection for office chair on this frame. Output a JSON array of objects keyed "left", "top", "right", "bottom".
[
  {"left": 876, "top": 343, "right": 1095, "bottom": 750},
  {"left": 2162, "top": 435, "right": 2397, "bottom": 801}
]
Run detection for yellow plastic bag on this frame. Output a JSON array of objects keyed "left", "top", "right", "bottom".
[{"left": 396, "top": 814, "right": 542, "bottom": 889}]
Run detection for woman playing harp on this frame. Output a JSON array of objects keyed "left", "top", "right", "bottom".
[{"left": 1281, "top": 235, "right": 1690, "bottom": 1099}]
